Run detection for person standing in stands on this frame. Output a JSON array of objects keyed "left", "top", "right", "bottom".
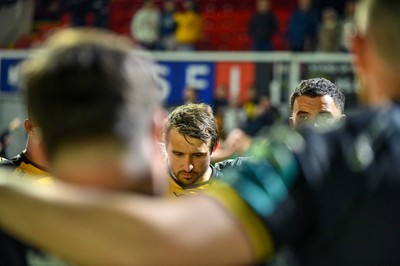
[
  {"left": 131, "top": 0, "right": 160, "bottom": 51},
  {"left": 317, "top": 7, "right": 341, "bottom": 52},
  {"left": 340, "top": 0, "right": 356, "bottom": 52},
  {"left": 0, "top": 0, "right": 34, "bottom": 48},
  {"left": 174, "top": 0, "right": 202, "bottom": 51},
  {"left": 157, "top": 0, "right": 177, "bottom": 51},
  {"left": 248, "top": 0, "right": 278, "bottom": 51},
  {"left": 286, "top": 0, "right": 318, "bottom": 51},
  {"left": 68, "top": 0, "right": 109, "bottom": 28}
]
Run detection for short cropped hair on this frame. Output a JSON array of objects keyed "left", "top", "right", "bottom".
[
  {"left": 355, "top": 0, "right": 400, "bottom": 66},
  {"left": 164, "top": 103, "right": 219, "bottom": 153},
  {"left": 22, "top": 28, "right": 165, "bottom": 160},
  {"left": 290, "top": 78, "right": 345, "bottom": 113}
]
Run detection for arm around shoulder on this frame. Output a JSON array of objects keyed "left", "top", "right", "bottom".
[{"left": 0, "top": 170, "right": 259, "bottom": 265}]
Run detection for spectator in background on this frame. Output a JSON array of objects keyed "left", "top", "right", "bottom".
[
  {"left": 242, "top": 83, "right": 259, "bottom": 121},
  {"left": 248, "top": 0, "right": 278, "bottom": 51},
  {"left": 212, "top": 84, "right": 229, "bottom": 140},
  {"left": 317, "top": 7, "right": 341, "bottom": 52},
  {"left": 34, "top": 0, "right": 65, "bottom": 22},
  {"left": 68, "top": 0, "right": 109, "bottom": 28},
  {"left": 157, "top": 0, "right": 177, "bottom": 51},
  {"left": 222, "top": 96, "right": 247, "bottom": 137},
  {"left": 286, "top": 0, "right": 318, "bottom": 51},
  {"left": 340, "top": 0, "right": 356, "bottom": 52},
  {"left": 241, "top": 95, "right": 280, "bottom": 137},
  {"left": 174, "top": 0, "right": 202, "bottom": 51},
  {"left": 0, "top": 118, "right": 21, "bottom": 158},
  {"left": 212, "top": 84, "right": 229, "bottom": 116},
  {"left": 182, "top": 86, "right": 199, "bottom": 104},
  {"left": 0, "top": 0, "right": 35, "bottom": 48},
  {"left": 131, "top": 0, "right": 160, "bottom": 51}
]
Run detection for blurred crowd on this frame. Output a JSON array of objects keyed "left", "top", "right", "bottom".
[{"left": 0, "top": 0, "right": 355, "bottom": 52}]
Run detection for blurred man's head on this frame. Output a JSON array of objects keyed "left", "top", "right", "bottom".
[
  {"left": 164, "top": 103, "right": 218, "bottom": 186},
  {"left": 256, "top": 0, "right": 271, "bottom": 13},
  {"left": 21, "top": 28, "right": 167, "bottom": 192},
  {"left": 298, "top": 0, "right": 312, "bottom": 11},
  {"left": 183, "top": 86, "right": 199, "bottom": 104},
  {"left": 352, "top": 0, "right": 400, "bottom": 105},
  {"left": 164, "top": 0, "right": 175, "bottom": 12},
  {"left": 322, "top": 7, "right": 338, "bottom": 25},
  {"left": 289, "top": 78, "right": 345, "bottom": 128}
]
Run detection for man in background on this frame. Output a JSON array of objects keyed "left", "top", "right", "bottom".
[
  {"left": 248, "top": 0, "right": 278, "bottom": 51},
  {"left": 289, "top": 77, "right": 346, "bottom": 128},
  {"left": 164, "top": 103, "right": 219, "bottom": 197},
  {"left": 0, "top": 118, "right": 21, "bottom": 158},
  {"left": 131, "top": 0, "right": 160, "bottom": 50},
  {"left": 164, "top": 103, "right": 244, "bottom": 197},
  {"left": 0, "top": 118, "right": 48, "bottom": 180},
  {"left": 224, "top": 77, "right": 345, "bottom": 156},
  {"left": 0, "top": 118, "right": 62, "bottom": 264}
]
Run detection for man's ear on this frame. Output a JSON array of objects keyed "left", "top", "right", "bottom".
[
  {"left": 24, "top": 119, "right": 34, "bottom": 135},
  {"left": 351, "top": 33, "right": 367, "bottom": 80}
]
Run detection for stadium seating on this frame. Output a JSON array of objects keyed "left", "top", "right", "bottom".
[{"left": 14, "top": 0, "right": 296, "bottom": 51}]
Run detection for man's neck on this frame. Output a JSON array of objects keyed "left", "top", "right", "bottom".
[
  {"left": 24, "top": 147, "right": 48, "bottom": 170},
  {"left": 198, "top": 166, "right": 213, "bottom": 183}
]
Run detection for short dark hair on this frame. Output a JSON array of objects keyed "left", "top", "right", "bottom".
[
  {"left": 290, "top": 78, "right": 345, "bottom": 113},
  {"left": 22, "top": 28, "right": 165, "bottom": 160},
  {"left": 164, "top": 103, "right": 219, "bottom": 153}
]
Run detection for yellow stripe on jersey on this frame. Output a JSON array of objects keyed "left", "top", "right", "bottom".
[
  {"left": 7, "top": 154, "right": 52, "bottom": 184},
  {"left": 12, "top": 161, "right": 47, "bottom": 177},
  {"left": 167, "top": 177, "right": 211, "bottom": 198},
  {"left": 205, "top": 180, "right": 274, "bottom": 263}
]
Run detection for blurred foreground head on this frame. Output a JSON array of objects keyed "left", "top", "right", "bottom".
[
  {"left": 21, "top": 28, "right": 167, "bottom": 192},
  {"left": 353, "top": 0, "right": 400, "bottom": 105}
]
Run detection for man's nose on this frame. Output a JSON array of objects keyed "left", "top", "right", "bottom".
[{"left": 183, "top": 157, "right": 194, "bottom": 172}]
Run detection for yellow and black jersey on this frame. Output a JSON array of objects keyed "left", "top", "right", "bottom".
[
  {"left": 168, "top": 158, "right": 249, "bottom": 198},
  {"left": 168, "top": 165, "right": 218, "bottom": 198},
  {"left": 204, "top": 179, "right": 275, "bottom": 263},
  {"left": 0, "top": 152, "right": 51, "bottom": 184},
  {"left": 0, "top": 152, "right": 70, "bottom": 265}
]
